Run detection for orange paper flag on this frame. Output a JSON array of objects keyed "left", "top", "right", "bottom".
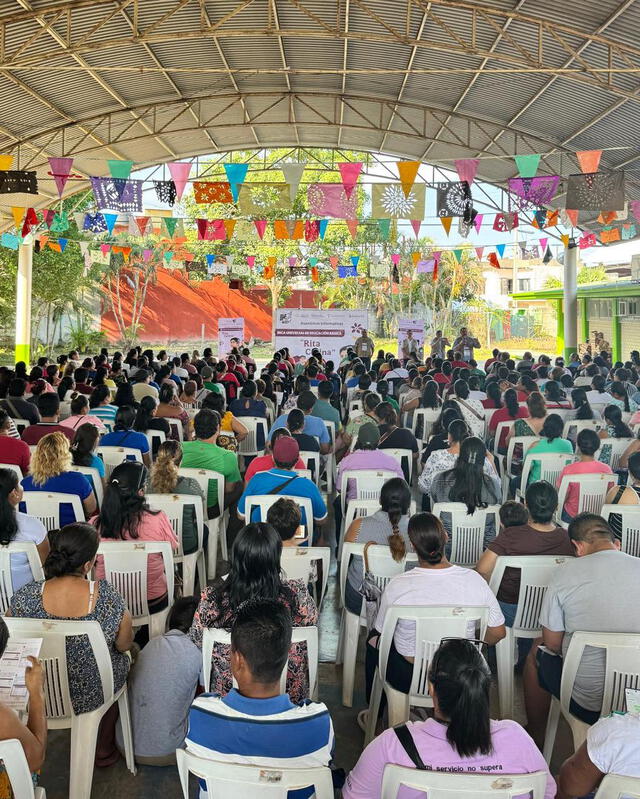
[
  {"left": 273, "top": 220, "right": 289, "bottom": 240},
  {"left": 223, "top": 220, "right": 236, "bottom": 239},
  {"left": 600, "top": 227, "right": 621, "bottom": 243},
  {"left": 561, "top": 234, "right": 570, "bottom": 247},
  {"left": 346, "top": 219, "right": 359, "bottom": 239},
  {"left": 576, "top": 150, "right": 602, "bottom": 174},
  {"left": 311, "top": 266, "right": 319, "bottom": 283},
  {"left": 440, "top": 217, "right": 452, "bottom": 236},
  {"left": 397, "top": 161, "right": 420, "bottom": 198},
  {"left": 598, "top": 211, "right": 616, "bottom": 225},
  {"left": 11, "top": 207, "right": 25, "bottom": 228},
  {"left": 0, "top": 155, "right": 14, "bottom": 171},
  {"left": 48, "top": 241, "right": 62, "bottom": 253},
  {"left": 566, "top": 209, "right": 579, "bottom": 227},
  {"left": 545, "top": 210, "right": 559, "bottom": 227}
]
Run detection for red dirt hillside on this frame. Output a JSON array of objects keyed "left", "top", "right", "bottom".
[{"left": 100, "top": 268, "right": 272, "bottom": 343}]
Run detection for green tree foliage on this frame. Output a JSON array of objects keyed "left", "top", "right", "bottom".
[{"left": 543, "top": 264, "right": 608, "bottom": 290}]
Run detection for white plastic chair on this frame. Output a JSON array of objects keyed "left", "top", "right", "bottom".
[
  {"left": 0, "top": 738, "right": 46, "bottom": 798},
  {"left": 167, "top": 419, "right": 184, "bottom": 441},
  {"left": 68, "top": 464, "right": 104, "bottom": 507},
  {"left": 543, "top": 631, "right": 640, "bottom": 763},
  {"left": 12, "top": 418, "right": 30, "bottom": 435},
  {"left": 0, "top": 541, "right": 44, "bottom": 613},
  {"left": 601, "top": 504, "right": 640, "bottom": 557},
  {"left": 381, "top": 765, "right": 548, "bottom": 799},
  {"left": 281, "top": 546, "right": 330, "bottom": 608},
  {"left": 365, "top": 605, "right": 489, "bottom": 744},
  {"left": 596, "top": 438, "right": 635, "bottom": 470},
  {"left": 21, "top": 491, "right": 85, "bottom": 530},
  {"left": 59, "top": 402, "right": 72, "bottom": 420},
  {"left": 557, "top": 473, "right": 617, "bottom": 523},
  {"left": 178, "top": 467, "right": 226, "bottom": 576},
  {"left": 595, "top": 773, "right": 640, "bottom": 799},
  {"left": 4, "top": 617, "right": 136, "bottom": 799},
  {"left": 563, "top": 418, "right": 605, "bottom": 440},
  {"left": 489, "top": 555, "right": 571, "bottom": 719},
  {"left": 339, "top": 469, "right": 398, "bottom": 518},
  {"left": 145, "top": 429, "right": 166, "bottom": 457},
  {"left": 294, "top": 468, "right": 312, "bottom": 480},
  {"left": 323, "top": 420, "right": 336, "bottom": 493},
  {"left": 516, "top": 452, "right": 575, "bottom": 500},
  {"left": 244, "top": 494, "right": 315, "bottom": 543},
  {"left": 492, "top": 421, "right": 515, "bottom": 455},
  {"left": 298, "top": 450, "right": 320, "bottom": 487},
  {"left": 410, "top": 408, "right": 439, "bottom": 442},
  {"left": 237, "top": 416, "right": 269, "bottom": 458},
  {"left": 96, "top": 445, "right": 142, "bottom": 478},
  {"left": 146, "top": 493, "right": 205, "bottom": 595},
  {"left": 338, "top": 497, "right": 417, "bottom": 560},
  {"left": 501, "top": 436, "right": 539, "bottom": 501},
  {"left": 382, "top": 447, "right": 414, "bottom": 483},
  {"left": 202, "top": 625, "right": 319, "bottom": 700},
  {"left": 97, "top": 541, "right": 174, "bottom": 638},
  {"left": 176, "top": 749, "right": 333, "bottom": 799},
  {"left": 337, "top": 542, "right": 418, "bottom": 707},
  {"left": 0, "top": 462, "right": 23, "bottom": 479},
  {"left": 431, "top": 503, "right": 501, "bottom": 567}
]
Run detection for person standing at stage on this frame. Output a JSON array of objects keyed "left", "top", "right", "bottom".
[
  {"left": 430, "top": 330, "right": 450, "bottom": 360},
  {"left": 452, "top": 327, "right": 481, "bottom": 362},
  {"left": 354, "top": 329, "right": 375, "bottom": 370}
]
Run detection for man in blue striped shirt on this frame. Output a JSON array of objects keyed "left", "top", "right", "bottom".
[{"left": 185, "top": 598, "right": 334, "bottom": 798}]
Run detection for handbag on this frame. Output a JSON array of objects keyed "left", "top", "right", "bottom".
[{"left": 358, "top": 541, "right": 383, "bottom": 630}]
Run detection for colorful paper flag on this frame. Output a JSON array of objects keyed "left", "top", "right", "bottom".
[
  {"left": 48, "top": 157, "right": 74, "bottom": 197},
  {"left": 338, "top": 162, "right": 362, "bottom": 199},
  {"left": 318, "top": 219, "right": 329, "bottom": 239},
  {"left": 475, "top": 247, "right": 484, "bottom": 260},
  {"left": 223, "top": 163, "right": 248, "bottom": 203},
  {"left": 254, "top": 220, "right": 267, "bottom": 239},
  {"left": 377, "top": 219, "right": 391, "bottom": 240},
  {"left": 411, "top": 252, "right": 421, "bottom": 267},
  {"left": 246, "top": 256, "right": 256, "bottom": 268},
  {"left": 576, "top": 150, "right": 602, "bottom": 174},
  {"left": 473, "top": 214, "right": 483, "bottom": 233},
  {"left": 566, "top": 209, "right": 579, "bottom": 227},
  {"left": 107, "top": 160, "right": 133, "bottom": 180},
  {"left": 440, "top": 217, "right": 452, "bottom": 236},
  {"left": 346, "top": 219, "right": 359, "bottom": 239},
  {"left": 391, "top": 254, "right": 401, "bottom": 266},
  {"left": 167, "top": 162, "right": 192, "bottom": 201},
  {"left": 513, "top": 154, "right": 541, "bottom": 178},
  {"left": 281, "top": 163, "right": 306, "bottom": 202},
  {"left": 350, "top": 255, "right": 360, "bottom": 268},
  {"left": 410, "top": 220, "right": 421, "bottom": 237},
  {"left": 495, "top": 243, "right": 506, "bottom": 258},
  {"left": 396, "top": 161, "right": 420, "bottom": 198},
  {"left": 11, "top": 207, "right": 24, "bottom": 228},
  {"left": 103, "top": 213, "right": 118, "bottom": 235},
  {"left": 0, "top": 155, "right": 14, "bottom": 171},
  {"left": 454, "top": 159, "right": 479, "bottom": 186}
]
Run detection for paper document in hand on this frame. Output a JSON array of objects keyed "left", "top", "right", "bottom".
[{"left": 0, "top": 638, "right": 42, "bottom": 711}]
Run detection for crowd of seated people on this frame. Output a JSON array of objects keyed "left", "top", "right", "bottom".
[{"left": 1, "top": 339, "right": 640, "bottom": 798}]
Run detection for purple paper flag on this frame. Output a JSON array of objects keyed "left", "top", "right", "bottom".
[{"left": 48, "top": 157, "right": 74, "bottom": 197}]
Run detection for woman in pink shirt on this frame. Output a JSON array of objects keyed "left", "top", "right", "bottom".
[
  {"left": 556, "top": 428, "right": 614, "bottom": 522},
  {"left": 92, "top": 461, "right": 177, "bottom": 607},
  {"left": 59, "top": 394, "right": 107, "bottom": 433},
  {"left": 344, "top": 638, "right": 555, "bottom": 799}
]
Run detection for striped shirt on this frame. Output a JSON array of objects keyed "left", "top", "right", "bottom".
[
  {"left": 91, "top": 404, "right": 118, "bottom": 425},
  {"left": 186, "top": 689, "right": 334, "bottom": 798}
]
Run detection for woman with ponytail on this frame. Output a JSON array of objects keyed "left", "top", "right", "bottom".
[
  {"left": 345, "top": 636, "right": 554, "bottom": 799},
  {"left": 9, "top": 523, "right": 132, "bottom": 716},
  {"left": 343, "top": 477, "right": 412, "bottom": 614},
  {"left": 487, "top": 387, "right": 528, "bottom": 451},
  {"left": 92, "top": 461, "right": 178, "bottom": 608},
  {"left": 418, "top": 419, "right": 471, "bottom": 496},
  {"left": 149, "top": 440, "right": 205, "bottom": 554},
  {"left": 0, "top": 467, "right": 48, "bottom": 591}
]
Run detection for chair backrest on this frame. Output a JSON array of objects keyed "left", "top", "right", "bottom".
[
  {"left": 432, "top": 503, "right": 501, "bottom": 567},
  {"left": 145, "top": 429, "right": 166, "bottom": 456},
  {"left": 12, "top": 419, "right": 30, "bottom": 434},
  {"left": 21, "top": 491, "right": 85, "bottom": 530},
  {"left": 97, "top": 541, "right": 174, "bottom": 622},
  {"left": 167, "top": 419, "right": 184, "bottom": 441},
  {"left": 177, "top": 467, "right": 225, "bottom": 515},
  {"left": 340, "top": 469, "right": 399, "bottom": 513},
  {"left": 601, "top": 504, "right": 640, "bottom": 557},
  {"left": 596, "top": 438, "right": 635, "bottom": 470},
  {"left": 557, "top": 472, "right": 616, "bottom": 518},
  {"left": 323, "top": 420, "right": 336, "bottom": 446},
  {"left": 176, "top": 749, "right": 334, "bottom": 799},
  {"left": 339, "top": 498, "right": 417, "bottom": 558},
  {"left": 294, "top": 468, "right": 312, "bottom": 480},
  {"left": 0, "top": 739, "right": 39, "bottom": 798},
  {"left": 492, "top": 421, "right": 514, "bottom": 454},
  {"left": 298, "top": 450, "right": 320, "bottom": 485},
  {"left": 411, "top": 408, "right": 440, "bottom": 442},
  {"left": 382, "top": 447, "right": 413, "bottom": 482},
  {"left": 0, "top": 462, "right": 23, "bottom": 479},
  {"left": 201, "top": 625, "right": 319, "bottom": 698},
  {"left": 0, "top": 542, "right": 44, "bottom": 613},
  {"left": 504, "top": 436, "right": 539, "bottom": 478},
  {"left": 520, "top": 452, "right": 575, "bottom": 492},
  {"left": 380, "top": 765, "right": 548, "bottom": 799},
  {"left": 563, "top": 418, "right": 605, "bottom": 440},
  {"left": 237, "top": 416, "right": 269, "bottom": 457},
  {"left": 68, "top": 464, "right": 104, "bottom": 507},
  {"left": 339, "top": 542, "right": 418, "bottom": 611},
  {"left": 378, "top": 605, "right": 489, "bottom": 700},
  {"left": 281, "top": 546, "right": 330, "bottom": 606},
  {"left": 146, "top": 493, "right": 204, "bottom": 557},
  {"left": 244, "top": 494, "right": 315, "bottom": 541},
  {"left": 560, "top": 631, "right": 640, "bottom": 718},
  {"left": 96, "top": 445, "right": 142, "bottom": 478},
  {"left": 594, "top": 773, "right": 640, "bottom": 799},
  {"left": 4, "top": 617, "right": 114, "bottom": 722},
  {"left": 489, "top": 555, "right": 571, "bottom": 632}
]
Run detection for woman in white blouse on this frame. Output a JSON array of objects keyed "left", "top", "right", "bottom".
[
  {"left": 452, "top": 379, "right": 485, "bottom": 437},
  {"left": 418, "top": 418, "right": 470, "bottom": 495}
]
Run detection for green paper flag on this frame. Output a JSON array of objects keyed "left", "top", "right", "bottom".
[
  {"left": 107, "top": 159, "right": 134, "bottom": 180},
  {"left": 452, "top": 248, "right": 463, "bottom": 264},
  {"left": 163, "top": 217, "right": 178, "bottom": 237},
  {"left": 309, "top": 257, "right": 318, "bottom": 267},
  {"left": 513, "top": 154, "right": 540, "bottom": 179},
  {"left": 377, "top": 219, "right": 391, "bottom": 240}
]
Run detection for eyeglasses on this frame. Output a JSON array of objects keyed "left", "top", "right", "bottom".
[{"left": 429, "top": 637, "right": 485, "bottom": 679}]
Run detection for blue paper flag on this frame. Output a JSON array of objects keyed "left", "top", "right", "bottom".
[
  {"left": 496, "top": 243, "right": 506, "bottom": 257},
  {"left": 350, "top": 255, "right": 360, "bottom": 267},
  {"left": 103, "top": 213, "right": 118, "bottom": 235},
  {"left": 318, "top": 219, "right": 329, "bottom": 239},
  {"left": 223, "top": 163, "right": 249, "bottom": 203},
  {"left": 338, "top": 265, "right": 358, "bottom": 278},
  {"left": 59, "top": 238, "right": 68, "bottom": 252},
  {"left": 1, "top": 233, "right": 19, "bottom": 250},
  {"left": 205, "top": 254, "right": 215, "bottom": 266}
]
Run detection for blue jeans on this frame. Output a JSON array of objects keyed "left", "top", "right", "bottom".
[{"left": 499, "top": 600, "right": 533, "bottom": 664}]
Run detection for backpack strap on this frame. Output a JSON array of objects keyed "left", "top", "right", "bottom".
[{"left": 393, "top": 724, "right": 427, "bottom": 771}]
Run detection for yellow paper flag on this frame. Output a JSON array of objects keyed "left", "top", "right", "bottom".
[
  {"left": 396, "top": 161, "right": 420, "bottom": 198},
  {"left": 440, "top": 217, "right": 452, "bottom": 236},
  {"left": 561, "top": 234, "right": 570, "bottom": 248},
  {"left": 411, "top": 252, "right": 421, "bottom": 266},
  {"left": 0, "top": 154, "right": 14, "bottom": 171},
  {"left": 11, "top": 207, "right": 25, "bottom": 228}
]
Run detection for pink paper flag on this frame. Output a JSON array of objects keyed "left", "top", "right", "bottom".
[
  {"left": 100, "top": 244, "right": 111, "bottom": 255},
  {"left": 329, "top": 256, "right": 339, "bottom": 268},
  {"left": 410, "top": 220, "right": 421, "bottom": 237},
  {"left": 475, "top": 247, "right": 485, "bottom": 260},
  {"left": 168, "top": 162, "right": 192, "bottom": 201},
  {"left": 473, "top": 214, "right": 484, "bottom": 233},
  {"left": 631, "top": 201, "right": 640, "bottom": 223},
  {"left": 247, "top": 256, "right": 256, "bottom": 268},
  {"left": 143, "top": 249, "right": 153, "bottom": 261},
  {"left": 454, "top": 158, "right": 480, "bottom": 186},
  {"left": 576, "top": 150, "right": 602, "bottom": 174},
  {"left": 338, "top": 162, "right": 362, "bottom": 199},
  {"left": 254, "top": 220, "right": 267, "bottom": 239},
  {"left": 539, "top": 237, "right": 548, "bottom": 251},
  {"left": 41, "top": 209, "right": 55, "bottom": 228},
  {"left": 391, "top": 254, "right": 401, "bottom": 265},
  {"left": 288, "top": 256, "right": 297, "bottom": 267},
  {"left": 48, "top": 157, "right": 74, "bottom": 197}
]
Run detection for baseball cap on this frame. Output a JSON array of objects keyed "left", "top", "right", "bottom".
[
  {"left": 273, "top": 436, "right": 300, "bottom": 464},
  {"left": 357, "top": 422, "right": 380, "bottom": 448}
]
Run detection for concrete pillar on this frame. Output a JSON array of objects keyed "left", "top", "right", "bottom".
[
  {"left": 556, "top": 300, "right": 564, "bottom": 356},
  {"left": 15, "top": 239, "right": 33, "bottom": 364},
  {"left": 563, "top": 242, "right": 578, "bottom": 361},
  {"left": 579, "top": 297, "right": 589, "bottom": 345},
  {"left": 612, "top": 302, "right": 621, "bottom": 364}
]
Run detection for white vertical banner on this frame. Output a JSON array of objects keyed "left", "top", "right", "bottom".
[
  {"left": 397, "top": 318, "right": 425, "bottom": 359},
  {"left": 218, "top": 317, "right": 244, "bottom": 357},
  {"left": 274, "top": 308, "right": 369, "bottom": 362}
]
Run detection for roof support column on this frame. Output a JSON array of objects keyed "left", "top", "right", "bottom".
[
  {"left": 579, "top": 297, "right": 589, "bottom": 345},
  {"left": 563, "top": 242, "right": 578, "bottom": 361},
  {"left": 612, "top": 301, "right": 621, "bottom": 364},
  {"left": 556, "top": 300, "right": 564, "bottom": 356},
  {"left": 15, "top": 239, "right": 33, "bottom": 365}
]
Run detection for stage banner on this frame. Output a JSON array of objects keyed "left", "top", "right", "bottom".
[
  {"left": 274, "top": 308, "right": 368, "bottom": 362},
  {"left": 397, "top": 317, "right": 425, "bottom": 360},
  {"left": 218, "top": 317, "right": 244, "bottom": 358}
]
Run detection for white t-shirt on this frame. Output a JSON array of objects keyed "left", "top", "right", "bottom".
[
  {"left": 375, "top": 565, "right": 505, "bottom": 656},
  {"left": 11, "top": 511, "right": 47, "bottom": 592},
  {"left": 587, "top": 712, "right": 640, "bottom": 778},
  {"left": 585, "top": 390, "right": 613, "bottom": 405},
  {"left": 385, "top": 368, "right": 409, "bottom": 380}
]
